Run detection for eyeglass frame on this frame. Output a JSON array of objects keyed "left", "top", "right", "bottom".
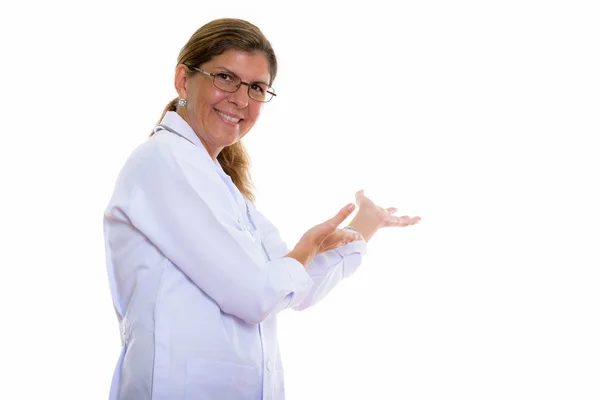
[{"left": 188, "top": 66, "right": 277, "bottom": 103}]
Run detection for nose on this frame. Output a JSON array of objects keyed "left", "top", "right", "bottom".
[{"left": 227, "top": 84, "right": 250, "bottom": 108}]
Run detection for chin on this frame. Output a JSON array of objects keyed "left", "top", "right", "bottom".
[
  {"left": 214, "top": 136, "right": 240, "bottom": 150},
  {"left": 223, "top": 130, "right": 245, "bottom": 145}
]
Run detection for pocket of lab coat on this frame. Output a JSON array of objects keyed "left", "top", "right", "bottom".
[{"left": 184, "top": 359, "right": 262, "bottom": 400}]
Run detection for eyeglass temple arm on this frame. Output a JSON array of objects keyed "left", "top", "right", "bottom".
[{"left": 191, "top": 66, "right": 213, "bottom": 77}]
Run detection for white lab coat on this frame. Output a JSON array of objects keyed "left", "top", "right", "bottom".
[{"left": 104, "top": 111, "right": 366, "bottom": 400}]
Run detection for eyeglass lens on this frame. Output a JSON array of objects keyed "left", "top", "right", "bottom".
[{"left": 212, "top": 73, "right": 274, "bottom": 102}]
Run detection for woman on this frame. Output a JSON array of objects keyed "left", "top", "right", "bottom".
[{"left": 104, "top": 18, "right": 420, "bottom": 400}]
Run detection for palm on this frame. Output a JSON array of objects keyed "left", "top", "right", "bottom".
[
  {"left": 298, "top": 203, "right": 362, "bottom": 255},
  {"left": 355, "top": 190, "right": 420, "bottom": 229}
]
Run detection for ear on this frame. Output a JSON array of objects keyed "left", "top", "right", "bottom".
[{"left": 174, "top": 64, "right": 190, "bottom": 99}]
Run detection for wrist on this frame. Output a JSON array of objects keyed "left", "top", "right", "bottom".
[
  {"left": 343, "top": 226, "right": 365, "bottom": 242},
  {"left": 348, "top": 218, "right": 378, "bottom": 243},
  {"left": 286, "top": 241, "right": 316, "bottom": 268}
]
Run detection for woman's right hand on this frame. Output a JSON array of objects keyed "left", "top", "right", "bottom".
[{"left": 286, "top": 203, "right": 361, "bottom": 268}]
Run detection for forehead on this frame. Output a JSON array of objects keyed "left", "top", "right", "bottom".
[{"left": 203, "top": 49, "right": 271, "bottom": 83}]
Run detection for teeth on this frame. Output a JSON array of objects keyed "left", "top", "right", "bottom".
[{"left": 217, "top": 110, "right": 240, "bottom": 123}]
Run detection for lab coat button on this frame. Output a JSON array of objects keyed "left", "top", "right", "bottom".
[
  {"left": 267, "top": 359, "right": 274, "bottom": 371},
  {"left": 120, "top": 319, "right": 128, "bottom": 345}
]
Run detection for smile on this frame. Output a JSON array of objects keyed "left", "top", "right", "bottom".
[{"left": 215, "top": 109, "right": 242, "bottom": 124}]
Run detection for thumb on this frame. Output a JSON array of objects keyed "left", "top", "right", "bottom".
[
  {"left": 326, "top": 203, "right": 355, "bottom": 229},
  {"left": 355, "top": 189, "right": 365, "bottom": 204}
]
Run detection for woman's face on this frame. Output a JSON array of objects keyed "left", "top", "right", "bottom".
[{"left": 175, "top": 49, "right": 271, "bottom": 159}]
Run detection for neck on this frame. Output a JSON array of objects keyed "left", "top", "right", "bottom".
[{"left": 175, "top": 108, "right": 222, "bottom": 160}]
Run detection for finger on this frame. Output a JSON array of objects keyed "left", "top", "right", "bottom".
[
  {"left": 319, "top": 230, "right": 361, "bottom": 252},
  {"left": 355, "top": 189, "right": 365, "bottom": 205},
  {"left": 386, "top": 215, "right": 412, "bottom": 227},
  {"left": 327, "top": 236, "right": 360, "bottom": 251},
  {"left": 398, "top": 216, "right": 412, "bottom": 226},
  {"left": 396, "top": 216, "right": 421, "bottom": 227},
  {"left": 317, "top": 233, "right": 344, "bottom": 253},
  {"left": 341, "top": 230, "right": 362, "bottom": 242},
  {"left": 385, "top": 207, "right": 398, "bottom": 214},
  {"left": 326, "top": 203, "right": 355, "bottom": 229}
]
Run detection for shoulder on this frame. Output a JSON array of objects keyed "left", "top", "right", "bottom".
[
  {"left": 119, "top": 131, "right": 203, "bottom": 182},
  {"left": 107, "top": 133, "right": 180, "bottom": 200},
  {"left": 115, "top": 135, "right": 166, "bottom": 183},
  {"left": 113, "top": 131, "right": 219, "bottom": 200}
]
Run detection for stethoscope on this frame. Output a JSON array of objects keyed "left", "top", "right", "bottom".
[{"left": 154, "top": 124, "right": 272, "bottom": 262}]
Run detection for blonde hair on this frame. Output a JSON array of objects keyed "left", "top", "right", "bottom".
[{"left": 154, "top": 19, "right": 278, "bottom": 202}]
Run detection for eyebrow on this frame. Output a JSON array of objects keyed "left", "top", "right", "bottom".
[{"left": 214, "top": 66, "right": 270, "bottom": 86}]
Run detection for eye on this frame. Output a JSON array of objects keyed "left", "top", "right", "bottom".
[
  {"left": 249, "top": 83, "right": 266, "bottom": 95},
  {"left": 216, "top": 73, "right": 234, "bottom": 82}
]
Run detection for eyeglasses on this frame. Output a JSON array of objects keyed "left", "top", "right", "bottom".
[{"left": 189, "top": 66, "right": 277, "bottom": 103}]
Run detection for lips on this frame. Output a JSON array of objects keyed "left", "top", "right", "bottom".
[{"left": 215, "top": 109, "right": 243, "bottom": 124}]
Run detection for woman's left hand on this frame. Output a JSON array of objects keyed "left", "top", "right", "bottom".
[
  {"left": 317, "top": 228, "right": 363, "bottom": 254},
  {"left": 348, "top": 190, "right": 420, "bottom": 242}
]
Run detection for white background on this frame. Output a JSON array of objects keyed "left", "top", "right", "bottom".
[{"left": 1, "top": 0, "right": 599, "bottom": 399}]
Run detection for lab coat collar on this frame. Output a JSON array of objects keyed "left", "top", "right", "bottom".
[
  {"left": 159, "top": 111, "right": 212, "bottom": 159},
  {"left": 159, "top": 111, "right": 249, "bottom": 214}
]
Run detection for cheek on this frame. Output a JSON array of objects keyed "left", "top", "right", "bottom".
[
  {"left": 199, "top": 87, "right": 228, "bottom": 108},
  {"left": 247, "top": 104, "right": 263, "bottom": 123}
]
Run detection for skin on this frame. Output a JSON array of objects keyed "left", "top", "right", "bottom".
[
  {"left": 292, "top": 190, "right": 421, "bottom": 267},
  {"left": 348, "top": 190, "right": 421, "bottom": 243},
  {"left": 173, "top": 49, "right": 420, "bottom": 268},
  {"left": 174, "top": 50, "right": 268, "bottom": 160}
]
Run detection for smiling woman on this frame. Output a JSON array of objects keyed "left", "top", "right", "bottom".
[
  {"left": 151, "top": 18, "right": 279, "bottom": 202},
  {"left": 103, "top": 18, "right": 419, "bottom": 400},
  {"left": 174, "top": 50, "right": 270, "bottom": 158}
]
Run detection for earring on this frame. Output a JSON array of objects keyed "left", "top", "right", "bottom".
[{"left": 178, "top": 98, "right": 187, "bottom": 107}]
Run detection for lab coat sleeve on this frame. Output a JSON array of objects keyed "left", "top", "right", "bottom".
[
  {"left": 106, "top": 142, "right": 313, "bottom": 325},
  {"left": 248, "top": 203, "right": 367, "bottom": 312}
]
